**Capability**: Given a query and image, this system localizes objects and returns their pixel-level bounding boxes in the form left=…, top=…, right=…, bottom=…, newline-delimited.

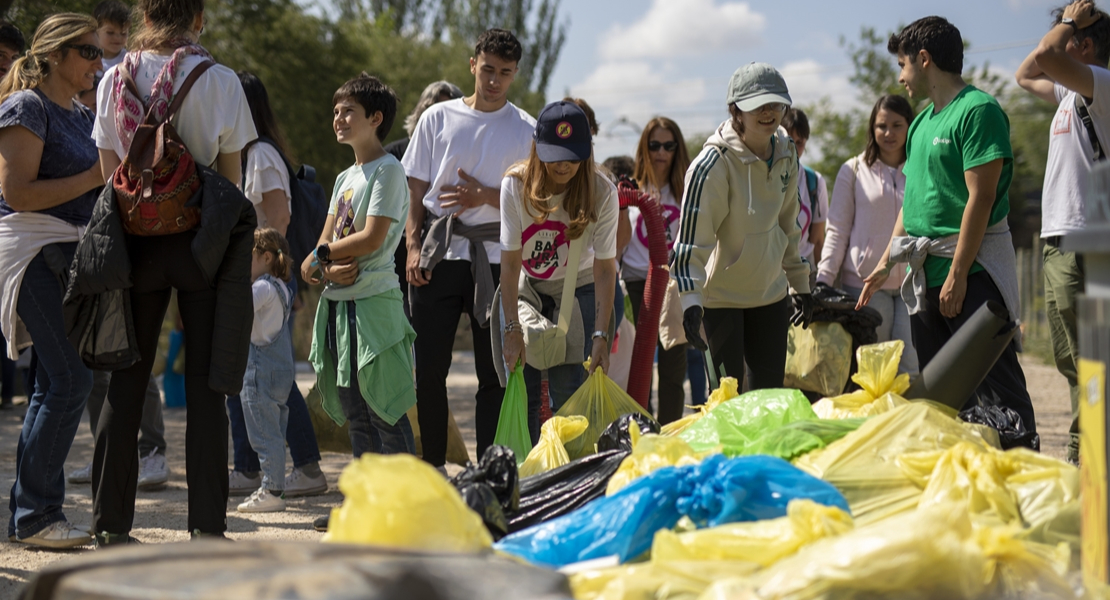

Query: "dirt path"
left=0, top=352, right=1072, bottom=599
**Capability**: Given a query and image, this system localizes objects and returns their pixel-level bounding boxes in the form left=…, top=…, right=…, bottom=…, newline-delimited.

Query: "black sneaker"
left=313, top=514, right=329, bottom=532
left=189, top=529, right=229, bottom=541
left=95, top=531, right=141, bottom=548
left=0, top=396, right=12, bottom=410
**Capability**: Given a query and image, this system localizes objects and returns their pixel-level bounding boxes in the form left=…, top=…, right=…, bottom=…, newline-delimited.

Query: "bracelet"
left=504, top=320, right=522, bottom=334
left=591, top=330, right=609, bottom=342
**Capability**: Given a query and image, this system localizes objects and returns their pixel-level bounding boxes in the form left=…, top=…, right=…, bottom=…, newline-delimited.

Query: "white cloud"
left=600, top=0, right=766, bottom=61
left=571, top=60, right=709, bottom=117
left=779, top=59, right=858, bottom=111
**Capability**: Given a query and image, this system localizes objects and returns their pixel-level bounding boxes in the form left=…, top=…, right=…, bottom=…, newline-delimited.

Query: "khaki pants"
left=1043, top=243, right=1084, bottom=460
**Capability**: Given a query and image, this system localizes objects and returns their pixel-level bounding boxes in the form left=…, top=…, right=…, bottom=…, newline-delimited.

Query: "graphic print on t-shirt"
left=333, top=188, right=356, bottom=240
left=634, top=204, right=680, bottom=250
left=521, top=220, right=569, bottom=279
left=1053, top=108, right=1072, bottom=135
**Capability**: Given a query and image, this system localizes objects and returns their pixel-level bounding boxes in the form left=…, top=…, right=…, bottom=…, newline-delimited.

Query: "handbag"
left=112, top=61, right=214, bottom=236
left=519, top=236, right=585, bottom=371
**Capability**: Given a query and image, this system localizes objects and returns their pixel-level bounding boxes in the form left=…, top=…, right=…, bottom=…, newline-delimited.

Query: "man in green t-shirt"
left=857, top=16, right=1036, bottom=437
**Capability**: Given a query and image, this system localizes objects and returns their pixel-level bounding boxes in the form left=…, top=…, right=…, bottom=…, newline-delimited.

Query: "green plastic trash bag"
left=745, top=418, right=868, bottom=462
left=494, top=364, right=532, bottom=463
left=678, top=388, right=817, bottom=456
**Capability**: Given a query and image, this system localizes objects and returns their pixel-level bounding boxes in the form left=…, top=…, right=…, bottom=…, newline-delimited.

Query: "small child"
left=302, top=73, right=416, bottom=461
left=92, top=1, right=129, bottom=72
left=237, top=228, right=296, bottom=513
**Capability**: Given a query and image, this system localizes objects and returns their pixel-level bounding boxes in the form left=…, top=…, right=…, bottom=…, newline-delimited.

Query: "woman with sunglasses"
left=672, top=62, right=813, bottom=389
left=498, top=101, right=619, bottom=440
left=624, top=117, right=689, bottom=424
left=89, top=0, right=256, bottom=544
left=0, top=13, right=104, bottom=548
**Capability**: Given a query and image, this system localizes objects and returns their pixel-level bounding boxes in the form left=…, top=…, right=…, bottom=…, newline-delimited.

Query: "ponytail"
left=253, top=227, right=293, bottom=282
left=0, top=13, right=97, bottom=104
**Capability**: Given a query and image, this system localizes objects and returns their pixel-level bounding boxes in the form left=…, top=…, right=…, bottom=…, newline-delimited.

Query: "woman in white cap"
left=497, top=100, right=619, bottom=441
left=671, top=62, right=813, bottom=388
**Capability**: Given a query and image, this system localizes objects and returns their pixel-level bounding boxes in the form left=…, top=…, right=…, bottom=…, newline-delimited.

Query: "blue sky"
left=544, top=0, right=1062, bottom=160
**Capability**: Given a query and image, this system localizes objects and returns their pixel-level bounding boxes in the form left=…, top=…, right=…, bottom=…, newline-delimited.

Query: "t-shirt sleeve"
left=216, top=69, right=258, bottom=155
left=960, top=103, right=1012, bottom=171
left=500, top=175, right=524, bottom=252
left=1090, top=66, right=1110, bottom=117
left=327, top=172, right=344, bottom=217
left=0, top=91, right=47, bottom=141
left=814, top=172, right=830, bottom=223
left=592, top=177, right=619, bottom=260
left=366, top=162, right=408, bottom=222
left=243, top=143, right=291, bottom=206
left=401, top=109, right=435, bottom=182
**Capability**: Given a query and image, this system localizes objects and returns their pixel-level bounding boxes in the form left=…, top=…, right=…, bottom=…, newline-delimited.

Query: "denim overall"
left=241, top=275, right=295, bottom=492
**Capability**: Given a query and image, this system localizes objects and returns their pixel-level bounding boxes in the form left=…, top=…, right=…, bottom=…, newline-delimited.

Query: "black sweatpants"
left=410, top=260, right=503, bottom=467
left=626, top=279, right=687, bottom=424
left=93, top=231, right=229, bottom=535
left=703, top=297, right=790, bottom=391
left=911, top=270, right=1036, bottom=432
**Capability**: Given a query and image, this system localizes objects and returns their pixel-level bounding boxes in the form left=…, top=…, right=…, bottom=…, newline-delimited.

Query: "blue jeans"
left=525, top=283, right=596, bottom=444
left=327, top=300, right=414, bottom=456
left=844, top=285, right=919, bottom=376
left=8, top=244, right=93, bottom=538
left=687, top=347, right=707, bottom=405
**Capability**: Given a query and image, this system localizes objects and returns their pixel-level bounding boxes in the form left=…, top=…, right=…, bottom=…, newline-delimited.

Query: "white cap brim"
left=733, top=93, right=792, bottom=113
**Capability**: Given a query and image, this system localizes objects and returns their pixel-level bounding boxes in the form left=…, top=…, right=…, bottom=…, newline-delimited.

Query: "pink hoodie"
left=816, top=154, right=906, bottom=290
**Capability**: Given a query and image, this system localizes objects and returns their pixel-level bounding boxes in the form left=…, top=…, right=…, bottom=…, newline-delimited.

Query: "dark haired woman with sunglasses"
left=624, top=117, right=690, bottom=424
left=0, top=13, right=104, bottom=548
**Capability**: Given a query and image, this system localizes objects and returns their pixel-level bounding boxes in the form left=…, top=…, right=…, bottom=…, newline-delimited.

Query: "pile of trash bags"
left=323, top=341, right=1080, bottom=599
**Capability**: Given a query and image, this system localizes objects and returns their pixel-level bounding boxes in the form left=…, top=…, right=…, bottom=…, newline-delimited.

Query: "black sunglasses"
left=648, top=141, right=678, bottom=152
left=64, top=44, right=104, bottom=61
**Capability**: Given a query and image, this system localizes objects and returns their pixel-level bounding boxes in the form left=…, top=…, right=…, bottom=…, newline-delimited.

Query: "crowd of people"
left=0, top=0, right=1102, bottom=550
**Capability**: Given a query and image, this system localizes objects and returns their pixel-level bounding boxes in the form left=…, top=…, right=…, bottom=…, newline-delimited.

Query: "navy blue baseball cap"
left=534, top=101, right=592, bottom=163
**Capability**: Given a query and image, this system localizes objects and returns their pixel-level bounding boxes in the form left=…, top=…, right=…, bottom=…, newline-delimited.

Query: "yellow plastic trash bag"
left=812, top=340, right=911, bottom=419
left=784, top=322, right=853, bottom=398
left=605, top=434, right=703, bottom=495
left=323, top=453, right=492, bottom=552
left=794, top=402, right=994, bottom=525
left=652, top=499, right=853, bottom=566
left=571, top=559, right=761, bottom=600
left=519, top=416, right=590, bottom=478
left=660, top=377, right=738, bottom=437
left=556, top=367, right=655, bottom=461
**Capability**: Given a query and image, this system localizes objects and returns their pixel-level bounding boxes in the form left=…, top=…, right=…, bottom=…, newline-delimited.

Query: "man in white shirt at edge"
left=402, top=28, right=536, bottom=470
left=1016, top=0, right=1110, bottom=464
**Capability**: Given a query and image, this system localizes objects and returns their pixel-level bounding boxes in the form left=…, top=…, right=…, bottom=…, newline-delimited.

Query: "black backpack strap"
left=1076, top=92, right=1105, bottom=162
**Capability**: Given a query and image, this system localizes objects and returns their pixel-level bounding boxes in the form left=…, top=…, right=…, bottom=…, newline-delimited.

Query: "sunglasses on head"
left=648, top=141, right=678, bottom=152
left=64, top=44, right=104, bottom=61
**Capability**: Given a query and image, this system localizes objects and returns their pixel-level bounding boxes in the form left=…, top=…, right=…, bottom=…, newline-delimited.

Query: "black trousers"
left=703, top=297, right=790, bottom=391
left=626, top=279, right=687, bottom=424
left=93, top=231, right=229, bottom=535
left=410, top=260, right=503, bottom=467
left=911, top=270, right=1037, bottom=432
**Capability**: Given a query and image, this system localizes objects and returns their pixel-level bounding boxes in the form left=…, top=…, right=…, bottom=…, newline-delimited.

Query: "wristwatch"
left=1062, top=17, right=1079, bottom=31
left=315, top=243, right=332, bottom=265
left=591, top=330, right=609, bottom=342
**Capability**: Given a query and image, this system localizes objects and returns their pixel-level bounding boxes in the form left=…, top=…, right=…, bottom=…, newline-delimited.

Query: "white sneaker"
left=137, top=450, right=169, bottom=490
left=237, top=487, right=286, bottom=513
left=284, top=467, right=327, bottom=497
left=228, top=470, right=261, bottom=496
left=16, top=521, right=93, bottom=549
left=67, top=462, right=92, bottom=484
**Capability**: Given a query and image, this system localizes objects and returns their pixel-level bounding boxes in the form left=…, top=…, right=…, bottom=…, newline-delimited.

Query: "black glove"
left=790, top=293, right=814, bottom=329
left=812, top=281, right=833, bottom=297
left=683, top=306, right=708, bottom=351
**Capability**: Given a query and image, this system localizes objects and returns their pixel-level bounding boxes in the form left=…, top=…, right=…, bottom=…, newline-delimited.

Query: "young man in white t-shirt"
left=401, top=29, right=536, bottom=469
left=1016, top=0, right=1110, bottom=464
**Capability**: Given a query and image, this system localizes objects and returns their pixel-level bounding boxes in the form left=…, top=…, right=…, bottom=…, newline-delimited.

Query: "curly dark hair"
left=887, top=16, right=963, bottom=75
left=333, top=72, right=398, bottom=141
left=1053, top=4, right=1110, bottom=64
left=474, top=28, right=522, bottom=64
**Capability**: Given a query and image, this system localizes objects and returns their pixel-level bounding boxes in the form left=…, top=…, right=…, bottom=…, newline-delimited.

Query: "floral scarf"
left=113, top=41, right=214, bottom=152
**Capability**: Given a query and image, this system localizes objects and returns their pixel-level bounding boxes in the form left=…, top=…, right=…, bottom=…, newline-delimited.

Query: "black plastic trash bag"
left=597, top=413, right=660, bottom=453
left=508, top=450, right=628, bottom=533
left=959, top=391, right=1040, bottom=451
left=451, top=446, right=521, bottom=540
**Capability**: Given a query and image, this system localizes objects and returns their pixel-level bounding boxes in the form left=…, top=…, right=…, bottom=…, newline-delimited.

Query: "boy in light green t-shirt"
left=856, top=16, right=1035, bottom=439
left=301, top=73, right=416, bottom=461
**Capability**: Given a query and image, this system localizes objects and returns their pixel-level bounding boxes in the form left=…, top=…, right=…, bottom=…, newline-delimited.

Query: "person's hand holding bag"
left=790, top=293, right=814, bottom=329
left=683, top=306, right=708, bottom=351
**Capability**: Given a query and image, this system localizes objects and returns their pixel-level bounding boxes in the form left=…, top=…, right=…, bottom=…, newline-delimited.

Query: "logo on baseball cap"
left=727, top=62, right=792, bottom=112
left=534, top=101, right=591, bottom=163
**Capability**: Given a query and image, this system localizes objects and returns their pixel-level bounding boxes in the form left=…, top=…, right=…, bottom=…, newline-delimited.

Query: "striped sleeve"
left=671, top=146, right=728, bottom=310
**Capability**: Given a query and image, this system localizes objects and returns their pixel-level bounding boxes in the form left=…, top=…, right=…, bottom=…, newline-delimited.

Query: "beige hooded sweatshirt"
left=671, top=121, right=811, bottom=310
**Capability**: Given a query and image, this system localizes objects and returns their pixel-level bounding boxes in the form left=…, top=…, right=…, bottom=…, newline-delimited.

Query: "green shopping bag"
left=493, top=362, right=532, bottom=464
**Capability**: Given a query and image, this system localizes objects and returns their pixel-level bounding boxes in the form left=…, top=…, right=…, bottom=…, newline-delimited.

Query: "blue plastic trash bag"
left=493, top=454, right=848, bottom=567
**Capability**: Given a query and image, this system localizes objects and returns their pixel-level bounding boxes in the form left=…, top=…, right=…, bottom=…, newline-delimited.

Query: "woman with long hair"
left=498, top=101, right=619, bottom=441
left=89, top=0, right=257, bottom=544
left=0, top=12, right=103, bottom=548
left=625, top=117, right=689, bottom=423
left=815, top=94, right=919, bottom=375
left=671, top=63, right=813, bottom=388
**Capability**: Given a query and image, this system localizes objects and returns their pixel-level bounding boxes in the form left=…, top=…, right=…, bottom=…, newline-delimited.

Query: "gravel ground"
left=0, top=352, right=1073, bottom=599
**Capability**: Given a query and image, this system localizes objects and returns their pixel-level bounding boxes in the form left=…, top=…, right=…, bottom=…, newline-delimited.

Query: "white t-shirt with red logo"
left=500, top=172, right=620, bottom=281
left=621, top=184, right=681, bottom=281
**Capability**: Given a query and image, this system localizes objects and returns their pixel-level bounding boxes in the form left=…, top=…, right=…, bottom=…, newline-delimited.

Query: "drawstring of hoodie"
left=746, top=163, right=755, bottom=215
